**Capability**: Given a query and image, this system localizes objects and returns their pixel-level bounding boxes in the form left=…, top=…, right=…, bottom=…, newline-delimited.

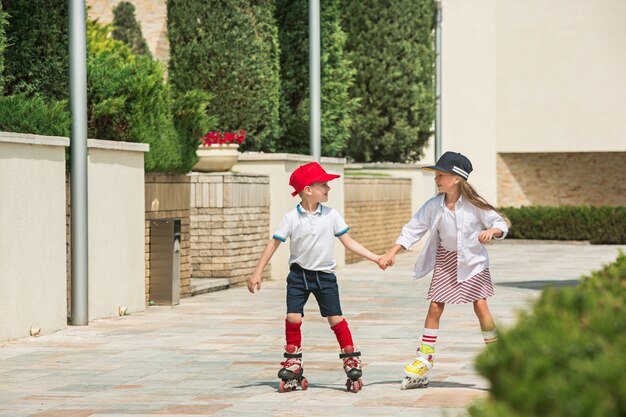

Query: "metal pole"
left=309, top=0, right=321, bottom=162
left=69, top=0, right=89, bottom=325
left=434, top=0, right=442, bottom=161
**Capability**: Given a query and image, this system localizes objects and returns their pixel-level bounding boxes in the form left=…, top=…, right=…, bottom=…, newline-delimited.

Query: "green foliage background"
left=167, top=0, right=281, bottom=152
left=470, top=252, right=626, bottom=417
left=111, top=1, right=152, bottom=57
left=341, top=0, right=435, bottom=162
left=1, top=0, right=69, bottom=100
left=275, top=0, right=357, bottom=157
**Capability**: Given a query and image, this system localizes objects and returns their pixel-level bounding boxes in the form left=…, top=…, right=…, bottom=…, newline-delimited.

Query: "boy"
left=247, top=162, right=382, bottom=393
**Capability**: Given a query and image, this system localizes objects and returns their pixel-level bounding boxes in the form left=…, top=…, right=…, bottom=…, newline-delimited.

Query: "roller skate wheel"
left=279, top=380, right=287, bottom=392
left=300, top=377, right=308, bottom=390
left=401, top=376, right=428, bottom=390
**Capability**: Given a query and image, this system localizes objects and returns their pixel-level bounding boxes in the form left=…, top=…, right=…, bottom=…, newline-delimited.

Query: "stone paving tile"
left=0, top=241, right=623, bottom=417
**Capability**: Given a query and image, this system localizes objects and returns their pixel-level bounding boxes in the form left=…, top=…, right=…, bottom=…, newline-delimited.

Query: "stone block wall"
left=145, top=173, right=191, bottom=302
left=497, top=152, right=626, bottom=207
left=189, top=173, right=271, bottom=285
left=344, top=177, right=412, bottom=264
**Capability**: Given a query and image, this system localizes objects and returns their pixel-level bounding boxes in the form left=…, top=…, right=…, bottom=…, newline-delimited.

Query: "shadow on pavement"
left=496, top=279, right=579, bottom=290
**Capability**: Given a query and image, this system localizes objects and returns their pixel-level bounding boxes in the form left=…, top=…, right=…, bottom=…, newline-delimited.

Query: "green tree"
left=276, top=0, right=357, bottom=157
left=342, top=0, right=435, bottom=162
left=111, top=1, right=152, bottom=57
left=0, top=3, right=6, bottom=90
left=1, top=0, right=69, bottom=100
left=167, top=0, right=281, bottom=152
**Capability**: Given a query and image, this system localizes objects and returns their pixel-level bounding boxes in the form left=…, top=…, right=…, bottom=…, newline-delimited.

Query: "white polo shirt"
left=273, top=204, right=350, bottom=273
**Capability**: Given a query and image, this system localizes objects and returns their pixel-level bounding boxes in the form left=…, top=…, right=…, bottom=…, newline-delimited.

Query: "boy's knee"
left=327, top=315, right=343, bottom=327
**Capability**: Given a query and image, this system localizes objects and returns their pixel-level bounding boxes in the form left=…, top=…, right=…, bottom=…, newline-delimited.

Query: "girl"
left=379, top=151, right=510, bottom=390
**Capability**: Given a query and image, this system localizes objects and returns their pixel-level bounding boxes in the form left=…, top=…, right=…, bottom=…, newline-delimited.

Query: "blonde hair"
left=459, top=180, right=511, bottom=228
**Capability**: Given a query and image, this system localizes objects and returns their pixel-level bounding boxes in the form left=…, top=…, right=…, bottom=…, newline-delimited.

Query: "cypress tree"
left=2, top=0, right=69, bottom=100
left=167, top=0, right=281, bottom=152
left=0, top=3, right=6, bottom=90
left=342, top=0, right=435, bottom=162
left=111, top=2, right=152, bottom=58
left=276, top=0, right=357, bottom=157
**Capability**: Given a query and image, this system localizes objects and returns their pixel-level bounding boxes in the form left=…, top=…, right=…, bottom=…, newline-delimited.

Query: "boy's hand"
left=379, top=253, right=395, bottom=269
left=247, top=274, right=262, bottom=293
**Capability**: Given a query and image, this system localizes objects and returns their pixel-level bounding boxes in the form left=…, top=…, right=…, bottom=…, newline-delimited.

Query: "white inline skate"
left=277, top=345, right=308, bottom=392
left=340, top=345, right=363, bottom=393
left=401, top=345, right=434, bottom=390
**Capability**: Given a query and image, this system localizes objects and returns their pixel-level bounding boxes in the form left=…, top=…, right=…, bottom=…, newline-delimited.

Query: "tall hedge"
left=275, top=0, right=357, bottom=157
left=341, top=0, right=435, bottom=162
left=112, top=2, right=152, bottom=57
left=0, top=3, right=6, bottom=90
left=470, top=252, right=626, bottom=417
left=167, top=0, right=281, bottom=152
left=2, top=0, right=69, bottom=100
left=500, top=206, right=626, bottom=244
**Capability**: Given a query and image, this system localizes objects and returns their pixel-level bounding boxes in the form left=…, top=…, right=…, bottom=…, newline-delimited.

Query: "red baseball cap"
left=289, top=162, right=341, bottom=197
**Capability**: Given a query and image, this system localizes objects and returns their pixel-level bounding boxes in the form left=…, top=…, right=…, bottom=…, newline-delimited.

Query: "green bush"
left=0, top=94, right=70, bottom=137
left=112, top=2, right=152, bottom=57
left=276, top=0, right=357, bottom=157
left=341, top=0, right=435, bottom=162
left=2, top=0, right=69, bottom=100
left=500, top=206, right=626, bottom=244
left=470, top=252, right=626, bottom=417
left=0, top=3, right=6, bottom=90
left=167, top=0, right=281, bottom=152
left=87, top=19, right=182, bottom=172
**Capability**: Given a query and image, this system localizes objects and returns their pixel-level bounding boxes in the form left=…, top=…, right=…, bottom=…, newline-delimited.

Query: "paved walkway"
left=1, top=241, right=624, bottom=417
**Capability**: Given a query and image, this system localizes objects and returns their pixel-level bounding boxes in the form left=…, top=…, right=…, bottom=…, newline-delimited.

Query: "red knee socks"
left=331, top=319, right=354, bottom=349
left=285, top=319, right=302, bottom=347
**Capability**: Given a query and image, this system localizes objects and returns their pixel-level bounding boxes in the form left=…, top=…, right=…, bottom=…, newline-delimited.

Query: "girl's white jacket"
left=395, top=194, right=508, bottom=282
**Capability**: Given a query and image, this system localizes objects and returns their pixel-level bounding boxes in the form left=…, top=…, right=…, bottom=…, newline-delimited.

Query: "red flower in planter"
left=200, top=130, right=246, bottom=147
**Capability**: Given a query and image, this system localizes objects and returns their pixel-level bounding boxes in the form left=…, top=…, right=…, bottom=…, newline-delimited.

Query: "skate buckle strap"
left=414, top=356, right=433, bottom=370
left=339, top=351, right=361, bottom=359
left=284, top=351, right=303, bottom=359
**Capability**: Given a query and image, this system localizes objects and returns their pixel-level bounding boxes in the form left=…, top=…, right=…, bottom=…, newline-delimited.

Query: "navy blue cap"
left=423, top=151, right=473, bottom=180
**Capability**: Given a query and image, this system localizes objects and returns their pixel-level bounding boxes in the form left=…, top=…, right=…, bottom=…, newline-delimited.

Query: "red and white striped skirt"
left=427, top=245, right=494, bottom=304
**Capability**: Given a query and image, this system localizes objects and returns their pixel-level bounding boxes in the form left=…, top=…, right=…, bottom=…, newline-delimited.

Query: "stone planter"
left=193, top=144, right=241, bottom=172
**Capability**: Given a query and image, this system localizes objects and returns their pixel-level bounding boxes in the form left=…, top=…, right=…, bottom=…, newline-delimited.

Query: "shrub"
left=0, top=94, right=70, bottom=137
left=275, top=0, right=357, bottom=157
left=172, top=89, right=216, bottom=171
left=0, top=3, right=6, bottom=90
left=500, top=206, right=626, bottom=244
left=2, top=0, right=69, bottom=100
left=87, top=19, right=182, bottom=172
left=167, top=0, right=281, bottom=152
left=470, top=252, right=626, bottom=417
left=112, top=2, right=152, bottom=57
left=341, top=0, right=435, bottom=162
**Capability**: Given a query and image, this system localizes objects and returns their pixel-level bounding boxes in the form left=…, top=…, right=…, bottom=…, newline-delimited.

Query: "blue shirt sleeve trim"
left=334, top=227, right=350, bottom=237
left=273, top=234, right=286, bottom=242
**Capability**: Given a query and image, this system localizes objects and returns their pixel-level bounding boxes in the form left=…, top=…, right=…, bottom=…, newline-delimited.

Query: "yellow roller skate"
left=401, top=345, right=434, bottom=390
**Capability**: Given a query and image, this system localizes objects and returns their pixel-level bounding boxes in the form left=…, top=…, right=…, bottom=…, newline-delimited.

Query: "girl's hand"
left=379, top=253, right=395, bottom=269
left=478, top=229, right=495, bottom=244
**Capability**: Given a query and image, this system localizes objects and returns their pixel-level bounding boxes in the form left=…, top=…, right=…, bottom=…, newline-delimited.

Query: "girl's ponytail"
left=459, top=181, right=511, bottom=228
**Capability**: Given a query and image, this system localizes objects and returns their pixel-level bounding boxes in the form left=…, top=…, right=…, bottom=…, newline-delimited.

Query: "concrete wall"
left=189, top=173, right=270, bottom=286
left=234, top=153, right=346, bottom=281
left=441, top=0, right=626, bottom=204
left=344, top=177, right=412, bottom=264
left=0, top=132, right=69, bottom=341
left=83, top=140, right=148, bottom=320
left=145, top=174, right=191, bottom=302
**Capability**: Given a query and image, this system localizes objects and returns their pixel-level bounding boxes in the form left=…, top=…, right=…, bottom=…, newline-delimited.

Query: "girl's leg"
left=473, top=299, right=498, bottom=344
left=424, top=302, right=445, bottom=329
left=404, top=302, right=446, bottom=384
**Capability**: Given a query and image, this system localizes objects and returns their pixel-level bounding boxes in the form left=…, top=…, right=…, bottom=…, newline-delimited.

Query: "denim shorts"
left=286, top=264, right=342, bottom=317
